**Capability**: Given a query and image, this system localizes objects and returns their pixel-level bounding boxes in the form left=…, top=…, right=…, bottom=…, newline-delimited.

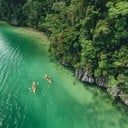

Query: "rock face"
left=81, top=71, right=94, bottom=83
left=10, top=18, right=18, bottom=26
left=95, top=77, right=107, bottom=87
left=75, top=69, right=94, bottom=84
left=75, top=69, right=84, bottom=80
left=107, top=86, right=120, bottom=97
left=75, top=68, right=128, bottom=106
left=61, top=60, right=68, bottom=67
left=118, top=92, right=128, bottom=106
left=107, top=86, right=128, bottom=106
left=75, top=69, right=107, bottom=85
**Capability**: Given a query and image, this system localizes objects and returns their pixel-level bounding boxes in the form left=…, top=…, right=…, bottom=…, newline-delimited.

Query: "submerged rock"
left=60, top=60, right=69, bottom=67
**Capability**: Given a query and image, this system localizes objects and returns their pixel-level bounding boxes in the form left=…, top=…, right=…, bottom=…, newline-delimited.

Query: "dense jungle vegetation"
left=0, top=0, right=128, bottom=93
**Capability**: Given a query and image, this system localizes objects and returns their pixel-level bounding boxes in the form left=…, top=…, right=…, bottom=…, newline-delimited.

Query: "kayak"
left=32, top=82, right=37, bottom=93
left=44, top=74, right=52, bottom=83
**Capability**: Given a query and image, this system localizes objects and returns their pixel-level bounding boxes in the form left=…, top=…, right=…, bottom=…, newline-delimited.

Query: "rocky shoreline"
left=75, top=68, right=128, bottom=106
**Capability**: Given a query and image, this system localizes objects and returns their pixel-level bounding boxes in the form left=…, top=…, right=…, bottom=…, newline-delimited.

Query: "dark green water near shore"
left=0, top=24, right=128, bottom=128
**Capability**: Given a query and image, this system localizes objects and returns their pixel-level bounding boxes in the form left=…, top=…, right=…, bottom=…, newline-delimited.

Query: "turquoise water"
left=0, top=24, right=128, bottom=128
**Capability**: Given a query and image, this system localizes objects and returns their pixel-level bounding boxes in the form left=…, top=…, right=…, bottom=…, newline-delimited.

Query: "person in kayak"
left=43, top=74, right=52, bottom=83
left=31, top=81, right=37, bottom=93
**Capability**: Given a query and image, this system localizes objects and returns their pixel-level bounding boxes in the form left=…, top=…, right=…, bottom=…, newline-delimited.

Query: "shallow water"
left=0, top=25, right=128, bottom=128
